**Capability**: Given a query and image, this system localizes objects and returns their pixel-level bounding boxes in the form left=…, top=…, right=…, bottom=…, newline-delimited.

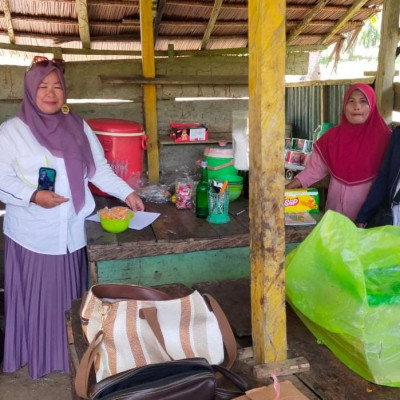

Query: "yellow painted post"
left=248, top=0, right=287, bottom=363
left=140, top=0, right=159, bottom=182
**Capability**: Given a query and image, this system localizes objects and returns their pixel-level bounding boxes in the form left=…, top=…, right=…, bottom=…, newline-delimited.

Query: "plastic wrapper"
left=286, top=210, right=400, bottom=386
left=135, top=179, right=171, bottom=204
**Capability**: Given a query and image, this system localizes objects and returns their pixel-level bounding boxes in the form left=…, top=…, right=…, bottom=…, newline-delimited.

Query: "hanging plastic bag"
left=286, top=210, right=400, bottom=387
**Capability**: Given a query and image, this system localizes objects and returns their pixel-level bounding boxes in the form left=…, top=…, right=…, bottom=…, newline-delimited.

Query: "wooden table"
left=86, top=195, right=319, bottom=287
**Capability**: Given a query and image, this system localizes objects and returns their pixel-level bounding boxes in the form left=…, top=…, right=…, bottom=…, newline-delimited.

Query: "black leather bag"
left=366, top=189, right=400, bottom=228
left=88, top=358, right=248, bottom=400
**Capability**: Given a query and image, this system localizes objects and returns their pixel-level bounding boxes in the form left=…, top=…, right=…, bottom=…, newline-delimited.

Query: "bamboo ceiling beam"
left=167, top=0, right=246, bottom=10
left=201, top=0, right=224, bottom=50
left=287, top=20, right=363, bottom=30
left=29, top=0, right=139, bottom=5
left=0, top=15, right=139, bottom=28
left=76, top=0, right=91, bottom=48
left=153, top=0, right=166, bottom=42
left=1, top=0, right=15, bottom=44
left=321, top=0, right=369, bottom=45
left=124, top=19, right=248, bottom=28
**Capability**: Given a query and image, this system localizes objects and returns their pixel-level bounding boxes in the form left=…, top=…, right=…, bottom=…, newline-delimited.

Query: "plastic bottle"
left=196, top=161, right=209, bottom=218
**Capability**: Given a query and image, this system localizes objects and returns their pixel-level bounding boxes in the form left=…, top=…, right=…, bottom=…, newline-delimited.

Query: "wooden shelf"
left=159, top=132, right=232, bottom=146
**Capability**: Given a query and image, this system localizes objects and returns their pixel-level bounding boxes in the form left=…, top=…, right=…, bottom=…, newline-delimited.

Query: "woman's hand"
left=356, top=222, right=366, bottom=228
left=33, top=190, right=69, bottom=208
left=285, top=177, right=302, bottom=189
left=125, top=192, right=145, bottom=211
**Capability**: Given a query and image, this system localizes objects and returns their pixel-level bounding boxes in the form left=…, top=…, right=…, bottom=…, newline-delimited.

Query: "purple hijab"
left=18, top=63, right=96, bottom=213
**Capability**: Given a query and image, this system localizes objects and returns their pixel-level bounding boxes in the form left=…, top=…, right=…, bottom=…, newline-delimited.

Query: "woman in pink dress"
left=286, top=83, right=391, bottom=222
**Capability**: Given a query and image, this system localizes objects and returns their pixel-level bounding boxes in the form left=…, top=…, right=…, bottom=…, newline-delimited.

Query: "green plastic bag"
left=286, top=210, right=400, bottom=386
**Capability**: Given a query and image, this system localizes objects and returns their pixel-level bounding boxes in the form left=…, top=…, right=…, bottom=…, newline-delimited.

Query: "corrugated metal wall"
left=285, top=84, right=350, bottom=140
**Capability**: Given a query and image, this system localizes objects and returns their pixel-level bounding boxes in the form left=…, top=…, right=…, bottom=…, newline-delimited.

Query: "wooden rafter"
left=153, top=0, right=166, bottom=42
left=0, top=40, right=323, bottom=57
left=76, top=0, right=91, bottom=48
left=1, top=0, right=15, bottom=44
left=287, top=0, right=330, bottom=45
left=29, top=0, right=139, bottom=5
left=201, top=0, right=224, bottom=50
left=321, top=0, right=369, bottom=45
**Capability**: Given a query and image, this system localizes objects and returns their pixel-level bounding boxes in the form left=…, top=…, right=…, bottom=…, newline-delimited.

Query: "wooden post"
left=248, top=0, right=287, bottom=363
left=375, top=0, right=399, bottom=123
left=320, top=85, right=328, bottom=124
left=140, top=0, right=160, bottom=182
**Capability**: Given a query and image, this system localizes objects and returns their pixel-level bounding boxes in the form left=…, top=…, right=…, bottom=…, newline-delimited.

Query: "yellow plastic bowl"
left=98, top=208, right=134, bottom=233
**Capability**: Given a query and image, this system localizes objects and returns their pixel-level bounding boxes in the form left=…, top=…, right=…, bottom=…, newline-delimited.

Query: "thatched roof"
left=0, top=0, right=384, bottom=61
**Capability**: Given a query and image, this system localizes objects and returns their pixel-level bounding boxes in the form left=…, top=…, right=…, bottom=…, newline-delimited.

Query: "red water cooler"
left=87, top=118, right=147, bottom=196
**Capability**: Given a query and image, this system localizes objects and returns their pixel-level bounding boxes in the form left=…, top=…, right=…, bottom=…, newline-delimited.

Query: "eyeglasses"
left=27, top=56, right=66, bottom=73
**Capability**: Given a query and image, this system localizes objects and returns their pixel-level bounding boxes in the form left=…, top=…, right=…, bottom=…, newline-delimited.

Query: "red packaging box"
left=170, top=123, right=208, bottom=142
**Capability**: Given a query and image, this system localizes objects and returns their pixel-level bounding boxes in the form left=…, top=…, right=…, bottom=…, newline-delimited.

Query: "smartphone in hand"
left=38, top=167, right=56, bottom=191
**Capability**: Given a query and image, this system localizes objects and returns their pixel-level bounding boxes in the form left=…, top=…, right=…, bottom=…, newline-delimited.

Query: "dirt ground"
left=0, top=366, right=72, bottom=400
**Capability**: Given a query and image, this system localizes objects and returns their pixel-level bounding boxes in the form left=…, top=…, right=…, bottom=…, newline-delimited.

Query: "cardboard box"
left=170, top=122, right=208, bottom=142
left=234, top=380, right=310, bottom=399
left=284, top=188, right=319, bottom=214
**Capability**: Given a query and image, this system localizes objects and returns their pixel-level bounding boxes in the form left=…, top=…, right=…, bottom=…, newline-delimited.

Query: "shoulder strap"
left=213, top=364, right=249, bottom=400
left=74, top=330, right=104, bottom=399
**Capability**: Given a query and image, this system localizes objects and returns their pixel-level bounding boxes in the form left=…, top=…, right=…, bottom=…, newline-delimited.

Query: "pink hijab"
left=313, top=83, right=391, bottom=185
left=18, top=62, right=96, bottom=213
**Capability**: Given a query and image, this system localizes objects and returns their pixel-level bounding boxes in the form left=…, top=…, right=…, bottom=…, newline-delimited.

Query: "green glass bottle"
left=196, top=160, right=209, bottom=218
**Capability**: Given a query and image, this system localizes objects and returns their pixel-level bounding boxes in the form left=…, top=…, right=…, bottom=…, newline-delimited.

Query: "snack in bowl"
left=97, top=206, right=134, bottom=233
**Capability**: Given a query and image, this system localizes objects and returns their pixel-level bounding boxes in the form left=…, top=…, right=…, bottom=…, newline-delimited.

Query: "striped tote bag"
left=77, top=284, right=237, bottom=384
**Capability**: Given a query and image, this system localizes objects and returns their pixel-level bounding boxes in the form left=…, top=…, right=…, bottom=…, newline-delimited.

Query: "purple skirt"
left=3, top=237, right=88, bottom=379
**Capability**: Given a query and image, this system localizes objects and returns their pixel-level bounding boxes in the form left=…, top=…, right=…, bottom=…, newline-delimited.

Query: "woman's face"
left=35, top=70, right=64, bottom=114
left=344, top=89, right=370, bottom=125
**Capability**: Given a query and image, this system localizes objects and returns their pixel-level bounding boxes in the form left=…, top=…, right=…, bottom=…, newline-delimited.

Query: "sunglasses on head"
left=27, top=56, right=66, bottom=73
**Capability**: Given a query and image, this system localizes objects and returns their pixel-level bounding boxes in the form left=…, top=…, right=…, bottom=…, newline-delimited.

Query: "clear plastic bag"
left=135, top=178, right=171, bottom=204
left=286, top=210, right=400, bottom=386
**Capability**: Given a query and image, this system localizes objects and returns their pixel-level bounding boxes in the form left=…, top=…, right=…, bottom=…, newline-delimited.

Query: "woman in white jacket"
left=0, top=56, right=144, bottom=379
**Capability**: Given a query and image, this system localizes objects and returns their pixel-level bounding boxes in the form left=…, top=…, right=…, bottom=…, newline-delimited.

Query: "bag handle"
left=213, top=364, right=249, bottom=400
left=139, top=307, right=173, bottom=360
left=140, top=293, right=237, bottom=369
left=75, top=330, right=104, bottom=399
left=91, top=284, right=171, bottom=301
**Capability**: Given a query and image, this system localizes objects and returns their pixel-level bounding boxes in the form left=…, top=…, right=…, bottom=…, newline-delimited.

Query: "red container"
left=87, top=118, right=147, bottom=196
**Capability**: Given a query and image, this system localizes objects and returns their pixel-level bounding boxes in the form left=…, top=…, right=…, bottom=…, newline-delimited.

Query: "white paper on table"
left=86, top=211, right=160, bottom=230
